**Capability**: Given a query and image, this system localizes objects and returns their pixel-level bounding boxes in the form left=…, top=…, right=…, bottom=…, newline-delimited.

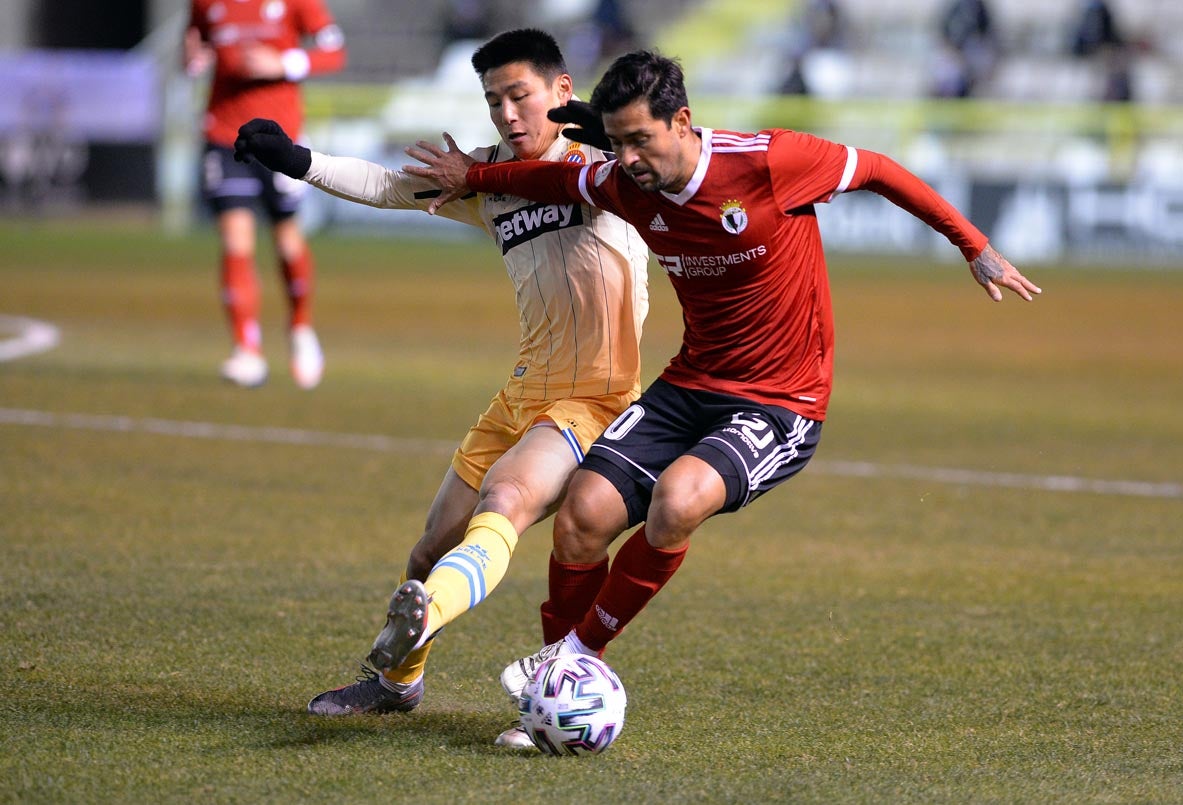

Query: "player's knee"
left=552, top=499, right=612, bottom=564
left=648, top=474, right=720, bottom=539
left=479, top=476, right=533, bottom=521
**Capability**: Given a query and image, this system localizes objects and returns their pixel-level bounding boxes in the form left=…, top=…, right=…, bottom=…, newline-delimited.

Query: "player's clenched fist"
left=233, top=118, right=312, bottom=179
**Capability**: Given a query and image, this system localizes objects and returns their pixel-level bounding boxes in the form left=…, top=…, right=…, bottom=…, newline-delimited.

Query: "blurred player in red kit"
left=185, top=0, right=346, bottom=388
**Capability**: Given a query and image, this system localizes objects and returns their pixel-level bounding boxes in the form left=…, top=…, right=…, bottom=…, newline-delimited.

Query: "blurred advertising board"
left=0, top=49, right=159, bottom=204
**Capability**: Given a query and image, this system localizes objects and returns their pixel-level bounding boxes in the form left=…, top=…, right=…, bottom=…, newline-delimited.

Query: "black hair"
left=470, top=28, right=568, bottom=81
left=590, top=50, right=688, bottom=123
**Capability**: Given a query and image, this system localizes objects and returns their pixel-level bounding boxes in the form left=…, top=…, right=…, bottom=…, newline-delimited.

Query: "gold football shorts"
left=451, top=387, right=640, bottom=490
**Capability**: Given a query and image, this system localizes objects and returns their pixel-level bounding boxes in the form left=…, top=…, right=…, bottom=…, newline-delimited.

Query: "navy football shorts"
left=581, top=378, right=823, bottom=527
left=201, top=143, right=306, bottom=220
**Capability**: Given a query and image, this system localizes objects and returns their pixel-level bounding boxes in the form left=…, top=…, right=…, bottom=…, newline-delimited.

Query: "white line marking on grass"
left=0, top=407, right=455, bottom=455
left=813, top=459, right=1182, bottom=500
left=0, top=316, right=61, bottom=361
left=2, top=407, right=1179, bottom=500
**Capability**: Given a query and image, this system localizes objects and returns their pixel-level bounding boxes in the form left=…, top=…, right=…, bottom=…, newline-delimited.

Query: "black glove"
left=547, top=100, right=611, bottom=153
left=233, top=118, right=312, bottom=179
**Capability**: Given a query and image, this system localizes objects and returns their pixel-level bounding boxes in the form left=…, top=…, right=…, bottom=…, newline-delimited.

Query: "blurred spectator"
left=779, top=0, right=849, bottom=95
left=441, top=0, right=494, bottom=45
left=558, top=0, right=637, bottom=79
left=590, top=0, right=637, bottom=58
left=1070, top=0, right=1122, bottom=57
left=1068, top=0, right=1133, bottom=102
left=932, top=0, right=997, bottom=97
left=799, top=0, right=848, bottom=51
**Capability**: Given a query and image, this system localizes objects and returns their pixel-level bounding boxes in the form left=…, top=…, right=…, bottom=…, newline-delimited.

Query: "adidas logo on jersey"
left=649, top=213, right=669, bottom=232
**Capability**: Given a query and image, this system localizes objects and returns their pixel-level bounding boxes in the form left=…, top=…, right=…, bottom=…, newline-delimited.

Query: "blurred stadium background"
left=1, top=0, right=1181, bottom=267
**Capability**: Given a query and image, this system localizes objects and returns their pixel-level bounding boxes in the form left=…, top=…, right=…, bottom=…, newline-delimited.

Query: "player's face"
left=481, top=62, right=573, bottom=161
left=604, top=101, right=697, bottom=193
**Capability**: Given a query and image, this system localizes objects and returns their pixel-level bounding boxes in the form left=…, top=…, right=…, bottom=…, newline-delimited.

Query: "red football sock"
left=220, top=254, right=261, bottom=350
left=574, top=526, right=687, bottom=653
left=280, top=248, right=314, bottom=328
left=540, top=553, right=609, bottom=644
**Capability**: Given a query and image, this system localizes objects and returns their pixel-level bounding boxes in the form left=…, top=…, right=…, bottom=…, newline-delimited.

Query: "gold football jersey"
left=305, top=135, right=649, bottom=400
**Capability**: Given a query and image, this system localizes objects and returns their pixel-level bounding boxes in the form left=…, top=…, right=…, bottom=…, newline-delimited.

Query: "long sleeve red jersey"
left=464, top=127, right=988, bottom=421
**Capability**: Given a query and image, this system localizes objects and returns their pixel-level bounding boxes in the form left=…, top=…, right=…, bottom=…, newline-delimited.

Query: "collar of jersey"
left=660, top=127, right=712, bottom=206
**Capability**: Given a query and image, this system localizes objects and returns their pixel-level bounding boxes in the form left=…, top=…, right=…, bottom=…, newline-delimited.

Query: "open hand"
left=970, top=245, right=1042, bottom=302
left=403, top=133, right=475, bottom=214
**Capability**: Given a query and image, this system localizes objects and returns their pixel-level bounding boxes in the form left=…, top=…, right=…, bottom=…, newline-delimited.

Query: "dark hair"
left=590, top=50, right=688, bottom=123
left=471, top=28, right=567, bottom=82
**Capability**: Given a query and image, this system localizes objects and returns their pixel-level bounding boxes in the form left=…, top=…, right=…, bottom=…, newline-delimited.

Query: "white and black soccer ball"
left=518, top=654, right=627, bottom=756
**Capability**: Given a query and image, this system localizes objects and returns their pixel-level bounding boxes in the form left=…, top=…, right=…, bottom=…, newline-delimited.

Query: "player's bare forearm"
left=241, top=44, right=285, bottom=80
left=969, top=244, right=1042, bottom=302
left=404, top=133, right=473, bottom=214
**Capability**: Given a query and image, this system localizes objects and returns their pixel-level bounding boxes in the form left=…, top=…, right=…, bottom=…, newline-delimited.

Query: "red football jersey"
left=465, top=128, right=988, bottom=420
left=188, top=0, right=346, bottom=146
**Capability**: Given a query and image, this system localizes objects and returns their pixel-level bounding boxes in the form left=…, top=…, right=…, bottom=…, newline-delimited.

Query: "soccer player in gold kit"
left=234, top=29, right=649, bottom=747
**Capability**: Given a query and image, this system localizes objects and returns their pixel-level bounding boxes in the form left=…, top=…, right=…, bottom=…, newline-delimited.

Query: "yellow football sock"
left=423, top=511, right=519, bottom=632
left=382, top=642, right=432, bottom=685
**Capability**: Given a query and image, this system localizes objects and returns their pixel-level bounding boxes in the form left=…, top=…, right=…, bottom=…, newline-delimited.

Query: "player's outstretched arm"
left=404, top=133, right=475, bottom=214
left=970, top=244, right=1042, bottom=302
left=233, top=119, right=312, bottom=179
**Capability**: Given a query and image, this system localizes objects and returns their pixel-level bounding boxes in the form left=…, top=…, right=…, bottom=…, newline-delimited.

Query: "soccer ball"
left=518, top=654, right=627, bottom=756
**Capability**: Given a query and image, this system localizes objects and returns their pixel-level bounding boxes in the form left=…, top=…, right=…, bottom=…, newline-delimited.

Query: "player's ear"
left=555, top=73, right=574, bottom=102
left=672, top=106, right=692, bottom=136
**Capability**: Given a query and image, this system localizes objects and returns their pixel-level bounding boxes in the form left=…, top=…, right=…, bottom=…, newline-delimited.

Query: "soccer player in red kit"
left=185, top=0, right=345, bottom=388
left=406, top=50, right=1042, bottom=721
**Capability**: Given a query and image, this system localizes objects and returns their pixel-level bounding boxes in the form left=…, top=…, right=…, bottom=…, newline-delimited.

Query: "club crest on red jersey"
left=720, top=199, right=748, bottom=235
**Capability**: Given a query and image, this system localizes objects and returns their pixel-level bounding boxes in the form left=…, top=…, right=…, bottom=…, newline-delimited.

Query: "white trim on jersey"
left=711, top=132, right=771, bottom=153
left=829, top=145, right=859, bottom=201
left=577, top=164, right=596, bottom=207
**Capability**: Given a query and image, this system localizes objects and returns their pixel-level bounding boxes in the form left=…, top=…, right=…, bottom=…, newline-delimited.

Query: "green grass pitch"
left=1, top=218, right=1181, bottom=803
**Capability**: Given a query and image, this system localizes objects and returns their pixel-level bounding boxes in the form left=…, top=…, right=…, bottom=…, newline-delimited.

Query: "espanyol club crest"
left=564, top=142, right=586, bottom=165
left=720, top=199, right=748, bottom=235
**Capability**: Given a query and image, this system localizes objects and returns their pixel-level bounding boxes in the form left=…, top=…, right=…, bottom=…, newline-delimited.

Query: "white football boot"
left=494, top=724, right=537, bottom=750
left=499, top=634, right=584, bottom=702
left=220, top=347, right=268, bottom=388
left=289, top=324, right=324, bottom=389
